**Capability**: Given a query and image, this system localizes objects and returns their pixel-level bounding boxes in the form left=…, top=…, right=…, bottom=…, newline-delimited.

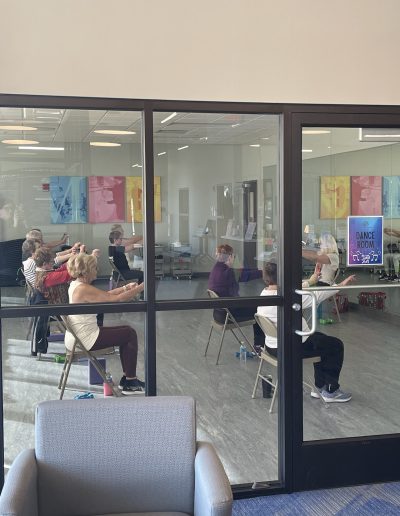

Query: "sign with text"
left=347, top=216, right=383, bottom=266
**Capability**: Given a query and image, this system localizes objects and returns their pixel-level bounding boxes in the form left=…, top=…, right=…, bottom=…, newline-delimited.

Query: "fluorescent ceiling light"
left=302, top=130, right=331, bottom=135
left=2, top=139, right=39, bottom=145
left=261, top=137, right=270, bottom=140
left=177, top=145, right=189, bottom=151
left=94, top=129, right=136, bottom=135
left=36, top=116, right=60, bottom=120
left=302, top=149, right=313, bottom=153
left=157, top=152, right=166, bottom=156
left=249, top=144, right=260, bottom=148
left=364, top=134, right=400, bottom=138
left=131, top=163, right=142, bottom=168
left=161, top=112, right=177, bottom=124
left=90, top=142, right=121, bottom=147
left=0, top=125, right=37, bottom=131
left=18, top=146, right=64, bottom=151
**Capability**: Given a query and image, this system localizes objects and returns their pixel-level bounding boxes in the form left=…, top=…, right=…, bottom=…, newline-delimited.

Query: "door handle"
left=294, top=289, right=317, bottom=336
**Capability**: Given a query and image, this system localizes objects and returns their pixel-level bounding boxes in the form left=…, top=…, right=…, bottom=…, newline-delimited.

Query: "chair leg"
left=59, top=352, right=75, bottom=400
left=333, top=296, right=342, bottom=323
left=269, top=378, right=278, bottom=413
left=252, top=357, right=264, bottom=398
left=204, top=325, right=214, bottom=357
left=216, top=318, right=229, bottom=365
left=26, top=317, right=34, bottom=340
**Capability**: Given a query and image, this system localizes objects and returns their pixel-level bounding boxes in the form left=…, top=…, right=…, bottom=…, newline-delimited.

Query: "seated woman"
left=26, top=228, right=69, bottom=250
left=208, top=244, right=263, bottom=352
left=257, top=261, right=355, bottom=403
left=65, top=253, right=145, bottom=395
left=108, top=230, right=144, bottom=284
left=302, top=233, right=339, bottom=286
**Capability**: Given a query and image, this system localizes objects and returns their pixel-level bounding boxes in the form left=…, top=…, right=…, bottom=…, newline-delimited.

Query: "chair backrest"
left=108, top=256, right=126, bottom=283
left=35, top=396, right=196, bottom=516
left=207, top=289, right=219, bottom=299
left=254, top=313, right=277, bottom=338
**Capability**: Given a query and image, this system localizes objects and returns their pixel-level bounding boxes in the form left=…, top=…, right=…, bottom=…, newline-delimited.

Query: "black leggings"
left=91, top=325, right=138, bottom=378
left=266, top=331, right=344, bottom=391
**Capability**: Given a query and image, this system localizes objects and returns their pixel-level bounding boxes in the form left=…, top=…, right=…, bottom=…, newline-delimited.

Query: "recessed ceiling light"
left=94, top=129, right=136, bottom=135
left=131, top=164, right=142, bottom=168
left=0, top=125, right=37, bottom=131
left=90, top=142, right=121, bottom=147
left=302, top=130, right=331, bottom=135
left=178, top=145, right=189, bottom=151
left=302, top=149, right=313, bottom=153
left=18, top=146, right=64, bottom=151
left=2, top=139, right=39, bottom=145
left=249, top=144, right=260, bottom=148
left=161, top=112, right=177, bottom=124
left=158, top=152, right=166, bottom=156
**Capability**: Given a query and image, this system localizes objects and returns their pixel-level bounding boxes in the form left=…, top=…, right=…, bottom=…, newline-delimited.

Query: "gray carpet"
left=233, top=482, right=400, bottom=515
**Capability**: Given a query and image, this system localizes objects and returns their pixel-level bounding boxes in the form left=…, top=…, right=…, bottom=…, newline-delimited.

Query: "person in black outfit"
left=108, top=230, right=143, bottom=284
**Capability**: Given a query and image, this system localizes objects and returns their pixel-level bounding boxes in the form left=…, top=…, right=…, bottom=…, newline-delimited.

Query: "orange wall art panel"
left=320, top=176, right=350, bottom=219
left=126, top=176, right=161, bottom=223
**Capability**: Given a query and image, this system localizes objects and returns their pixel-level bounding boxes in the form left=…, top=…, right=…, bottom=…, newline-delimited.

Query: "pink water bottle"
left=103, top=373, right=113, bottom=397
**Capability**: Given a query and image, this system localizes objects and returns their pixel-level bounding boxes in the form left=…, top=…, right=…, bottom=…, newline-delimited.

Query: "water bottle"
left=108, top=275, right=113, bottom=291
left=103, top=373, right=113, bottom=397
left=239, top=344, right=247, bottom=363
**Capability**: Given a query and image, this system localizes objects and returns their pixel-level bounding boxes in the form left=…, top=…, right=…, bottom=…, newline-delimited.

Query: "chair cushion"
left=35, top=397, right=196, bottom=516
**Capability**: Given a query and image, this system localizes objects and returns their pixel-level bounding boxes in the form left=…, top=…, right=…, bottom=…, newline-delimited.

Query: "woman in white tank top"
left=66, top=253, right=145, bottom=395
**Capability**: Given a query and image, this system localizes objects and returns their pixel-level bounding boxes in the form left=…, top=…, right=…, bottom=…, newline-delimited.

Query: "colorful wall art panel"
left=88, top=176, right=125, bottom=223
left=383, top=176, right=400, bottom=218
left=50, top=176, right=87, bottom=223
left=351, top=176, right=382, bottom=216
left=320, top=176, right=350, bottom=219
left=126, top=176, right=161, bottom=224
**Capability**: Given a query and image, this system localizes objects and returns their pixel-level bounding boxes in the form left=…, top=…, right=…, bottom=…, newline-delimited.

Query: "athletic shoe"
left=388, top=274, right=398, bottom=282
left=320, top=388, right=352, bottom=403
left=119, top=376, right=145, bottom=390
left=310, top=386, right=325, bottom=399
left=379, top=273, right=388, bottom=280
left=122, top=378, right=145, bottom=395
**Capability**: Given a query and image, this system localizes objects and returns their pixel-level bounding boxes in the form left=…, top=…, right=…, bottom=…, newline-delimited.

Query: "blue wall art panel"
left=50, top=176, right=87, bottom=223
left=383, top=176, right=400, bottom=218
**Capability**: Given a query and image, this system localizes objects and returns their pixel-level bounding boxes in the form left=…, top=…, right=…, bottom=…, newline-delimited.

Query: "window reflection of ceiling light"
left=2, top=139, right=39, bottom=145
left=158, top=152, right=166, bottom=156
left=302, top=130, right=331, bottom=135
left=94, top=129, right=136, bottom=135
left=249, top=144, right=260, bottom=148
left=364, top=134, right=400, bottom=138
left=177, top=145, right=189, bottom=151
left=231, top=124, right=240, bottom=128
left=302, top=149, right=313, bottom=153
left=18, top=146, right=64, bottom=151
left=161, top=112, right=177, bottom=124
left=90, top=142, right=121, bottom=147
left=0, top=125, right=37, bottom=131
left=261, top=137, right=270, bottom=140
left=131, top=164, right=142, bottom=168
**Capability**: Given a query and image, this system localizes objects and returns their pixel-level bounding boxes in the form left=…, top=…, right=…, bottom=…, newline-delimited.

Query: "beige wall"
left=1, top=0, right=400, bottom=105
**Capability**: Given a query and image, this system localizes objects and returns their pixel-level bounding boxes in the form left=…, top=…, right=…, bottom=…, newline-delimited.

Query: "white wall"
left=1, top=1, right=400, bottom=105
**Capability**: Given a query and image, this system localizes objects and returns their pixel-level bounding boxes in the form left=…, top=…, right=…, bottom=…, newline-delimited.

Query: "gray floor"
left=2, top=271, right=400, bottom=486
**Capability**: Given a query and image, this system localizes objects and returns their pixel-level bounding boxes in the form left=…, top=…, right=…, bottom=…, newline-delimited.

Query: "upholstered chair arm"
left=0, top=449, right=38, bottom=516
left=194, top=441, right=233, bottom=516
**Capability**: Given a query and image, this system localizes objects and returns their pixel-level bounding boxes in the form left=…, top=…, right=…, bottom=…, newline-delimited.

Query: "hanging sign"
left=347, top=216, right=383, bottom=266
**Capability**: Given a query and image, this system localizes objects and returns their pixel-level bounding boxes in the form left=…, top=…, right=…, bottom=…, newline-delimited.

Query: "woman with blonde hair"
left=66, top=253, right=145, bottom=395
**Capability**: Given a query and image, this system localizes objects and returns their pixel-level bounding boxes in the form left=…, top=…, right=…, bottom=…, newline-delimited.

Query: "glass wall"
left=302, top=127, right=400, bottom=440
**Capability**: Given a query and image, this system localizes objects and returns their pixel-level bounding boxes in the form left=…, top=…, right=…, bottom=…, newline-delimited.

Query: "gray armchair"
left=0, top=396, right=232, bottom=516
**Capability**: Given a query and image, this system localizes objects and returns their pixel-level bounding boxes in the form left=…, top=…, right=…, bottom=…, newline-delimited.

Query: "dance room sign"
left=347, top=216, right=383, bottom=266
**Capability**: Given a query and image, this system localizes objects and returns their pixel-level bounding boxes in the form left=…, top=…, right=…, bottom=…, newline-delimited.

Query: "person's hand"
left=61, top=233, right=69, bottom=244
left=79, top=244, right=87, bottom=254
left=339, top=274, right=356, bottom=287
left=71, top=242, right=81, bottom=254
left=91, top=249, right=100, bottom=258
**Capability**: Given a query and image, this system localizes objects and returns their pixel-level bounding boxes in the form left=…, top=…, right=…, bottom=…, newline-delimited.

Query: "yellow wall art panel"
left=126, top=176, right=161, bottom=223
left=320, top=176, right=350, bottom=219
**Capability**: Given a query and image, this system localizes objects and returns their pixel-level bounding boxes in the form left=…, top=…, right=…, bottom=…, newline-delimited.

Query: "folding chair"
left=19, top=268, right=35, bottom=339
left=57, top=315, right=121, bottom=399
left=252, top=313, right=324, bottom=412
left=204, top=289, right=255, bottom=365
left=108, top=256, right=127, bottom=288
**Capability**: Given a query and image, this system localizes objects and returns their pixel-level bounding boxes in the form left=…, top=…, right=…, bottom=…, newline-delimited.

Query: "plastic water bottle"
left=108, top=275, right=113, bottom=291
left=239, top=344, right=247, bottom=363
left=103, top=373, right=113, bottom=397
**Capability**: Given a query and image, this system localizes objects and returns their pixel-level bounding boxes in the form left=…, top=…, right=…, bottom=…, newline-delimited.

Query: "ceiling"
left=0, top=108, right=396, bottom=160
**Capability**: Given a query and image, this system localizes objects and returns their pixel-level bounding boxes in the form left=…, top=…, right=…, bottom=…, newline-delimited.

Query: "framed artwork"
left=383, top=176, right=400, bottom=218
left=351, top=176, right=382, bottom=216
left=320, top=176, right=350, bottom=219
left=88, top=176, right=125, bottom=223
left=50, top=176, right=87, bottom=223
left=126, top=176, right=161, bottom=223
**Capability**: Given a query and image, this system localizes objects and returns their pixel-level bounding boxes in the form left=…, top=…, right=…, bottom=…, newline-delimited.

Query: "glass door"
left=292, top=113, right=400, bottom=490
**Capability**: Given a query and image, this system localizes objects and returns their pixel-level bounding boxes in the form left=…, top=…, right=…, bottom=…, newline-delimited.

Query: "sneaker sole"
left=322, top=396, right=352, bottom=403
left=121, top=390, right=145, bottom=395
left=310, top=391, right=321, bottom=399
